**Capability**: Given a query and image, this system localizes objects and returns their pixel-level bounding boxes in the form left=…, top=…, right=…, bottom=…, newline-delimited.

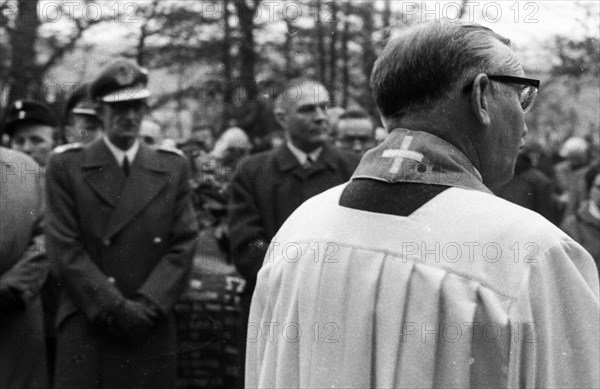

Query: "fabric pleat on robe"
left=246, top=185, right=600, bottom=389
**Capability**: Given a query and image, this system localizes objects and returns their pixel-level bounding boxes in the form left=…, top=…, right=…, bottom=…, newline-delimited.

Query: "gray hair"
left=370, top=21, right=521, bottom=119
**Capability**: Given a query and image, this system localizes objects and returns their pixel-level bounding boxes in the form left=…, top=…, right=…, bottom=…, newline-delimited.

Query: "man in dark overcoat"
left=45, top=59, right=198, bottom=388
left=228, top=78, right=360, bottom=385
left=1, top=147, right=49, bottom=388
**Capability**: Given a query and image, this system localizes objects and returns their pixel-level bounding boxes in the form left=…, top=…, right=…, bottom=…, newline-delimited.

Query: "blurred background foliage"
left=1, top=0, right=598, bottom=151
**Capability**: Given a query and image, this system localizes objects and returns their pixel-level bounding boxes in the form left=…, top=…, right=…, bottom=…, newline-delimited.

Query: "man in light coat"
left=246, top=22, right=599, bottom=388
left=0, top=147, right=48, bottom=388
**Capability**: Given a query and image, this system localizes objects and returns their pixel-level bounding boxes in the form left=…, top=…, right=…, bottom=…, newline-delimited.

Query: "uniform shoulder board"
left=157, top=145, right=185, bottom=157
left=53, top=143, right=83, bottom=153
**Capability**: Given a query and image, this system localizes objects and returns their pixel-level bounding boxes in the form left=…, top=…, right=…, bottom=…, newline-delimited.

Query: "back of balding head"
left=371, top=21, right=518, bottom=120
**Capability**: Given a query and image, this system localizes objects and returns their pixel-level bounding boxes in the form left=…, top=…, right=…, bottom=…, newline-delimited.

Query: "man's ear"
left=380, top=115, right=390, bottom=130
left=470, top=73, right=491, bottom=127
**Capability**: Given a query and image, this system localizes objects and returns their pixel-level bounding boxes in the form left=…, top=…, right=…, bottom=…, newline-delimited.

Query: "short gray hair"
left=370, top=21, right=521, bottom=119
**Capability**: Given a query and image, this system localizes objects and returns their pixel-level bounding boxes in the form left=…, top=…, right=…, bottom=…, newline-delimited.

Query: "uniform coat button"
left=103, top=239, right=110, bottom=247
left=107, top=277, right=116, bottom=284
left=153, top=237, right=162, bottom=244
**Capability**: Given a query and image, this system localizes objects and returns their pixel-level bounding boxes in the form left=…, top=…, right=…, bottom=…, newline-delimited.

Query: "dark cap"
left=90, top=58, right=151, bottom=103
left=65, top=83, right=99, bottom=118
left=3, top=100, right=58, bottom=136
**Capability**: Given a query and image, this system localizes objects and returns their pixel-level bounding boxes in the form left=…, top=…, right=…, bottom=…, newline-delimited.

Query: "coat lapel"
left=82, top=139, right=124, bottom=207
left=274, top=144, right=338, bottom=178
left=274, top=144, right=304, bottom=179
left=308, top=144, right=338, bottom=175
left=102, top=145, right=168, bottom=240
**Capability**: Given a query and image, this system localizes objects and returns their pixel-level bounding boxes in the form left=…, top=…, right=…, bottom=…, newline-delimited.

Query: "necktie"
left=123, top=156, right=130, bottom=176
left=303, top=155, right=314, bottom=170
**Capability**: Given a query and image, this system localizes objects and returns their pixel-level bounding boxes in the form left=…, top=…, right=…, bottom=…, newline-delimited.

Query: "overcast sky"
left=459, top=1, right=598, bottom=43
left=413, top=0, right=599, bottom=70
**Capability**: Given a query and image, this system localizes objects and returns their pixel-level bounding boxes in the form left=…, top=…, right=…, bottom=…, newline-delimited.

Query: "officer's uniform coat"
left=0, top=147, right=49, bottom=389
left=45, top=138, right=198, bottom=388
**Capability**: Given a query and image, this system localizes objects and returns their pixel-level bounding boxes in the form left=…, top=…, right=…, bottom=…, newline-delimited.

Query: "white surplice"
left=246, top=184, right=599, bottom=389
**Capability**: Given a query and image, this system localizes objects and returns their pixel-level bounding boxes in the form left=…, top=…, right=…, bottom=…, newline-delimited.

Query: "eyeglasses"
left=463, top=75, right=540, bottom=113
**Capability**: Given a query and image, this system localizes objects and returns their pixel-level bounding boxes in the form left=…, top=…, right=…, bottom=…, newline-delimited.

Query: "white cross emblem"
left=381, top=136, right=424, bottom=174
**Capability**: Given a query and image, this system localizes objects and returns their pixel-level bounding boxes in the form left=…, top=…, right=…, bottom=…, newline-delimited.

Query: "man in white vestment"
left=245, top=22, right=600, bottom=389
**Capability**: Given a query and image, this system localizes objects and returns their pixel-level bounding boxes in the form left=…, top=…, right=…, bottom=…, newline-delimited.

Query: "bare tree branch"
left=40, top=7, right=111, bottom=73
left=137, top=0, right=161, bottom=66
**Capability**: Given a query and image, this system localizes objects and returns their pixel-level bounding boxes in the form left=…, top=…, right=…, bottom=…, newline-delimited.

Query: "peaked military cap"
left=90, top=58, right=151, bottom=103
left=65, top=83, right=99, bottom=118
left=3, top=99, right=59, bottom=136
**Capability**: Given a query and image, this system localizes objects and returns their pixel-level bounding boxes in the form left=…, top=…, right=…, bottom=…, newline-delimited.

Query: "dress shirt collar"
left=286, top=141, right=322, bottom=166
left=103, top=136, right=140, bottom=167
left=589, top=200, right=600, bottom=221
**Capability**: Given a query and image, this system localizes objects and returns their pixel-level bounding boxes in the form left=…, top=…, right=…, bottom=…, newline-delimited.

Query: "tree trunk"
left=341, top=1, right=351, bottom=107
left=175, top=63, right=185, bottom=139
left=236, top=0, right=259, bottom=101
left=382, top=0, right=391, bottom=42
left=359, top=4, right=376, bottom=115
left=8, top=0, right=41, bottom=102
left=284, top=19, right=295, bottom=78
left=137, top=27, right=147, bottom=66
left=458, top=0, right=469, bottom=19
left=328, top=1, right=338, bottom=103
left=315, top=0, right=327, bottom=84
left=222, top=0, right=233, bottom=127
left=136, top=0, right=160, bottom=66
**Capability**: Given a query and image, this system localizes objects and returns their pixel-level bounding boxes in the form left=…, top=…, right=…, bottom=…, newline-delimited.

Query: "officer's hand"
left=109, top=299, right=159, bottom=339
left=0, top=283, right=26, bottom=315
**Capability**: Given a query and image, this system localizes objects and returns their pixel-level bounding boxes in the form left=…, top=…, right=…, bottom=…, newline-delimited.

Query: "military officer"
left=45, top=58, right=199, bottom=389
left=62, top=83, right=104, bottom=144
left=3, top=99, right=59, bottom=166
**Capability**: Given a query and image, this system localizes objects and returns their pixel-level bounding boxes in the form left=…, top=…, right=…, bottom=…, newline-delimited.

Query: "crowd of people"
left=1, top=20, right=598, bottom=389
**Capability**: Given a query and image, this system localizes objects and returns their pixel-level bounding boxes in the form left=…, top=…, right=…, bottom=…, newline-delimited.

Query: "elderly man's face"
left=491, top=83, right=528, bottom=187
left=477, top=57, right=529, bottom=188
left=102, top=100, right=146, bottom=150
left=11, top=122, right=56, bottom=166
left=279, top=82, right=330, bottom=153
left=335, top=118, right=375, bottom=156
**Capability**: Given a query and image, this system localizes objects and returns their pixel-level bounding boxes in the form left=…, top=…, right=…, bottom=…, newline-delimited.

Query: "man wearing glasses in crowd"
left=246, top=22, right=599, bottom=388
left=333, top=108, right=376, bottom=157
